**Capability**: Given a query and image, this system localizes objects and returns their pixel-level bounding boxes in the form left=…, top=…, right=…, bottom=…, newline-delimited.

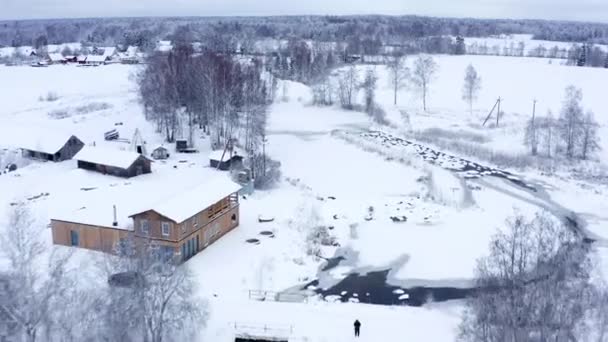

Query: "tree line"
left=138, top=44, right=280, bottom=188
left=3, top=15, right=608, bottom=53
left=525, top=85, right=600, bottom=160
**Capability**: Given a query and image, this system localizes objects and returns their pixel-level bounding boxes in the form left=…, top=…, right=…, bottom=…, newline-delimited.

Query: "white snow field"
left=0, top=53, right=607, bottom=341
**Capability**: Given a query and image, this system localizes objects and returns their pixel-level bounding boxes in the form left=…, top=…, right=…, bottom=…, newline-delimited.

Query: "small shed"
left=21, top=134, right=84, bottom=162
left=210, top=149, right=244, bottom=171
left=75, top=146, right=152, bottom=178
left=151, top=146, right=170, bottom=160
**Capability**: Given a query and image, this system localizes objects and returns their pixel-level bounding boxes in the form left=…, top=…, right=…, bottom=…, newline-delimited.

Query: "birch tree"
left=580, top=110, right=600, bottom=160
left=459, top=211, right=593, bottom=342
left=386, top=54, right=409, bottom=105
left=337, top=65, right=359, bottom=110
left=462, top=64, right=482, bottom=115
left=411, top=55, right=438, bottom=112
left=559, top=85, right=584, bottom=159
left=100, top=240, right=206, bottom=342
left=1, top=204, right=73, bottom=342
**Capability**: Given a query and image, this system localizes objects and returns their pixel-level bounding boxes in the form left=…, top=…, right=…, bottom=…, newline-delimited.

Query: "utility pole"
left=496, top=97, right=502, bottom=127
left=532, top=99, right=538, bottom=155
left=262, top=135, right=267, bottom=177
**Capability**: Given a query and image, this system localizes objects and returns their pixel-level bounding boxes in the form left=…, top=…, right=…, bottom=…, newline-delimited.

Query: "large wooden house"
left=51, top=176, right=242, bottom=262
left=74, top=146, right=152, bottom=178
left=21, top=134, right=84, bottom=162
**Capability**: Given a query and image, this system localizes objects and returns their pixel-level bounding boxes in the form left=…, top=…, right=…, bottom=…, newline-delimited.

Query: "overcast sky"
left=2, top=0, right=608, bottom=23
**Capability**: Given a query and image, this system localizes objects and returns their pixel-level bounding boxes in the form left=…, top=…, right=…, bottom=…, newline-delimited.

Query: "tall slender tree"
left=411, top=55, right=438, bottom=112
left=462, top=64, right=482, bottom=115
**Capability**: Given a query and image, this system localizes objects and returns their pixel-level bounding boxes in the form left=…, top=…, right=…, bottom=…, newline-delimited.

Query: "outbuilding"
left=21, top=134, right=84, bottom=162
left=74, top=146, right=152, bottom=178
left=209, top=149, right=244, bottom=171
left=151, top=146, right=170, bottom=160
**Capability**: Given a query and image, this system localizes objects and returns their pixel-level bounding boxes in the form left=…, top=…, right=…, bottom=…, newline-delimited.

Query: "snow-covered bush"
left=74, top=102, right=112, bottom=114
left=423, top=165, right=474, bottom=208
left=39, top=91, right=60, bottom=102
left=48, top=109, right=69, bottom=119
left=418, top=127, right=489, bottom=144
left=252, top=154, right=282, bottom=189
left=306, top=225, right=336, bottom=256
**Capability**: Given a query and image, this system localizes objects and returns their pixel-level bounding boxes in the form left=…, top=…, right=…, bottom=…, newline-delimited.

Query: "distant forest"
left=1, top=15, right=608, bottom=50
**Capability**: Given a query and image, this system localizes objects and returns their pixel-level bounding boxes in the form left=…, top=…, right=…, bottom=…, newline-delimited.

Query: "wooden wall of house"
left=51, top=220, right=130, bottom=253
left=132, top=211, right=179, bottom=241
left=126, top=157, right=152, bottom=177
left=132, top=194, right=237, bottom=242
left=176, top=205, right=239, bottom=261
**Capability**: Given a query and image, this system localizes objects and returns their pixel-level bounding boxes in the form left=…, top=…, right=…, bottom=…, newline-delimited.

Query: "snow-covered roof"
left=102, top=47, right=117, bottom=57
left=75, top=146, right=148, bottom=169
left=156, top=41, right=173, bottom=52
left=86, top=55, right=107, bottom=63
left=209, top=149, right=244, bottom=162
left=19, top=134, right=77, bottom=155
left=132, top=174, right=241, bottom=224
left=126, top=46, right=138, bottom=56
left=48, top=53, right=65, bottom=62
left=77, top=55, right=87, bottom=62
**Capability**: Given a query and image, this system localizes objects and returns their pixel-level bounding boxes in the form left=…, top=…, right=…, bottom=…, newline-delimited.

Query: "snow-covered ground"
left=1, top=54, right=607, bottom=341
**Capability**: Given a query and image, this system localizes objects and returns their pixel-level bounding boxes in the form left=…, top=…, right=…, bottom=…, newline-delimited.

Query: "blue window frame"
left=70, top=230, right=79, bottom=246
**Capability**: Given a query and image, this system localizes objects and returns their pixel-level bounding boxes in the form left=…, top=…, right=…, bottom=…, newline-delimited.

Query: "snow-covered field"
left=1, top=53, right=607, bottom=341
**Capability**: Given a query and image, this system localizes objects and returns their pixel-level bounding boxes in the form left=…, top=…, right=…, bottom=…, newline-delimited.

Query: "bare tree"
left=538, top=111, right=556, bottom=158
left=559, top=85, right=584, bottom=159
left=1, top=204, right=73, bottom=342
left=386, top=54, right=409, bottom=105
left=337, top=65, right=358, bottom=110
left=361, top=67, right=377, bottom=116
left=411, top=55, right=438, bottom=112
left=524, top=116, right=539, bottom=156
left=580, top=110, right=600, bottom=160
left=459, top=211, right=593, bottom=342
left=462, top=64, right=482, bottom=115
left=100, top=240, right=206, bottom=342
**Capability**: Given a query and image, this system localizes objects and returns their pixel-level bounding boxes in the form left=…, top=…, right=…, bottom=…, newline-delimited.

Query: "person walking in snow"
left=354, top=319, right=361, bottom=337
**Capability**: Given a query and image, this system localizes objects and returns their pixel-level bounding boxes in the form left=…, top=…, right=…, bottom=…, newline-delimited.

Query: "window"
left=70, top=230, right=79, bottom=246
left=140, top=219, right=149, bottom=235
left=161, top=222, right=171, bottom=237
left=193, top=215, right=198, bottom=227
left=231, top=213, right=237, bottom=223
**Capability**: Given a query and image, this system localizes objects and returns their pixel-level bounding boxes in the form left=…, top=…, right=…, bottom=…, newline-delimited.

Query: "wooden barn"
left=74, top=146, right=152, bottom=178
left=21, top=134, right=84, bottom=162
left=209, top=149, right=244, bottom=171
left=129, top=176, right=242, bottom=261
left=50, top=175, right=242, bottom=262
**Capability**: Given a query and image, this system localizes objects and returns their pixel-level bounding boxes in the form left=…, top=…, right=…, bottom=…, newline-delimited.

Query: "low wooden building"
left=209, top=149, right=244, bottom=171
left=21, top=134, right=84, bottom=162
left=51, top=175, right=242, bottom=262
left=151, top=146, right=170, bottom=160
left=74, top=146, right=152, bottom=178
